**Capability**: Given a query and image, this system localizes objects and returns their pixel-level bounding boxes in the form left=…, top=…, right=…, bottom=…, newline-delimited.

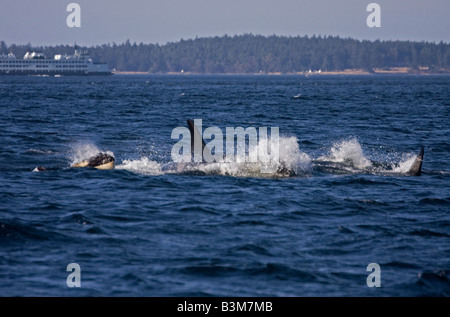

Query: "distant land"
left=2, top=34, right=450, bottom=74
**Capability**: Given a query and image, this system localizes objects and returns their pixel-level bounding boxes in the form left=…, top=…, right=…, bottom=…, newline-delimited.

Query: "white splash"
left=319, top=138, right=372, bottom=169
left=390, top=153, right=417, bottom=174
left=116, top=136, right=311, bottom=178
left=192, top=135, right=311, bottom=177
left=69, top=142, right=114, bottom=166
left=276, top=136, right=312, bottom=174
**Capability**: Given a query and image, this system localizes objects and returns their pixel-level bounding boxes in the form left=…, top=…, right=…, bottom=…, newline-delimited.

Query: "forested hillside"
left=1, top=34, right=449, bottom=73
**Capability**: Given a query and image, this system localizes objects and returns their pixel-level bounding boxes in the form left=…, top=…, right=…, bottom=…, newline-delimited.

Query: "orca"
left=185, top=119, right=424, bottom=177
left=307, top=146, right=424, bottom=177
left=32, top=166, right=47, bottom=172
left=187, top=119, right=207, bottom=159
left=407, top=146, right=424, bottom=176
left=72, top=152, right=115, bottom=170
left=63, top=121, right=424, bottom=177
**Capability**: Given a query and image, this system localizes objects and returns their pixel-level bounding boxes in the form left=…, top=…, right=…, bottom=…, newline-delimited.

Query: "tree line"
left=1, top=34, right=449, bottom=73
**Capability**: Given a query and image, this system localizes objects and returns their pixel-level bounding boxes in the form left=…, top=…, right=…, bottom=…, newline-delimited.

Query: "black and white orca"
left=37, top=121, right=425, bottom=177
left=407, top=146, right=424, bottom=176
left=186, top=119, right=424, bottom=177
left=72, top=152, right=115, bottom=170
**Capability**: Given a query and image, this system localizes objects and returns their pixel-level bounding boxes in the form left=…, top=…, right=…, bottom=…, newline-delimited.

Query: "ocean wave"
left=415, top=270, right=450, bottom=296
left=409, top=229, right=450, bottom=238
left=419, top=197, right=450, bottom=205
left=25, top=148, right=55, bottom=155
left=0, top=221, right=67, bottom=243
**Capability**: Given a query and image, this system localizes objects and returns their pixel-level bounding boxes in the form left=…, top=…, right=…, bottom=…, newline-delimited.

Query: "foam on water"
left=26, top=149, right=55, bottom=155
left=116, top=157, right=164, bottom=175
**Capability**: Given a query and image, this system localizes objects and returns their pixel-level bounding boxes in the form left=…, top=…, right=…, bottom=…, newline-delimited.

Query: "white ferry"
left=0, top=48, right=112, bottom=76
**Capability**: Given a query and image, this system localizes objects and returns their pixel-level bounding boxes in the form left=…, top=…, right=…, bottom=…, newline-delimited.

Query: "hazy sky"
left=1, top=0, right=449, bottom=46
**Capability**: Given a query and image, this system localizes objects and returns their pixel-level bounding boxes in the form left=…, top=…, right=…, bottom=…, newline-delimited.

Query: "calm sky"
left=0, top=0, right=449, bottom=46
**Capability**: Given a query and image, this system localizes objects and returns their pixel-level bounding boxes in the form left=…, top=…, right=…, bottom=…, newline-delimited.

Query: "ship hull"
left=0, top=70, right=112, bottom=76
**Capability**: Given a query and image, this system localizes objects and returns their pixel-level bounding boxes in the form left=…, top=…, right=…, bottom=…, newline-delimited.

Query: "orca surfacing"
left=36, top=121, right=425, bottom=177
left=407, top=147, right=424, bottom=176
left=72, top=153, right=115, bottom=170
left=186, top=119, right=425, bottom=177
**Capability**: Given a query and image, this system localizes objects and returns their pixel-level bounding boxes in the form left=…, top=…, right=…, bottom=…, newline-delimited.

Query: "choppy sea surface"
left=0, top=75, right=449, bottom=296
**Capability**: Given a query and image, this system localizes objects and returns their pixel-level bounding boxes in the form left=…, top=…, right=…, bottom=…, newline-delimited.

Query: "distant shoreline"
left=5, top=34, right=449, bottom=75
left=114, top=67, right=450, bottom=76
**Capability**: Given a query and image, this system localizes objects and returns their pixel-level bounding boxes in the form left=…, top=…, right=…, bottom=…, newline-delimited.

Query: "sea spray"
left=319, top=138, right=372, bottom=169
left=116, top=157, right=163, bottom=175
left=68, top=142, right=114, bottom=166
left=390, top=153, right=418, bottom=174
left=117, top=136, right=311, bottom=178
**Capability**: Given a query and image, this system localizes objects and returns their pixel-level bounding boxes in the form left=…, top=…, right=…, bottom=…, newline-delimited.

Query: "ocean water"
left=0, top=75, right=449, bottom=297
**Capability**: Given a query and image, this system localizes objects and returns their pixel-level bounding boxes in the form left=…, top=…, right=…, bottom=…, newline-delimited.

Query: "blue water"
left=0, top=75, right=449, bottom=296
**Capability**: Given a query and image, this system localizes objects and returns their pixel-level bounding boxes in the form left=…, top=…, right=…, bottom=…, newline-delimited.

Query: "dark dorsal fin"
left=407, top=147, right=424, bottom=176
left=187, top=119, right=206, bottom=156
